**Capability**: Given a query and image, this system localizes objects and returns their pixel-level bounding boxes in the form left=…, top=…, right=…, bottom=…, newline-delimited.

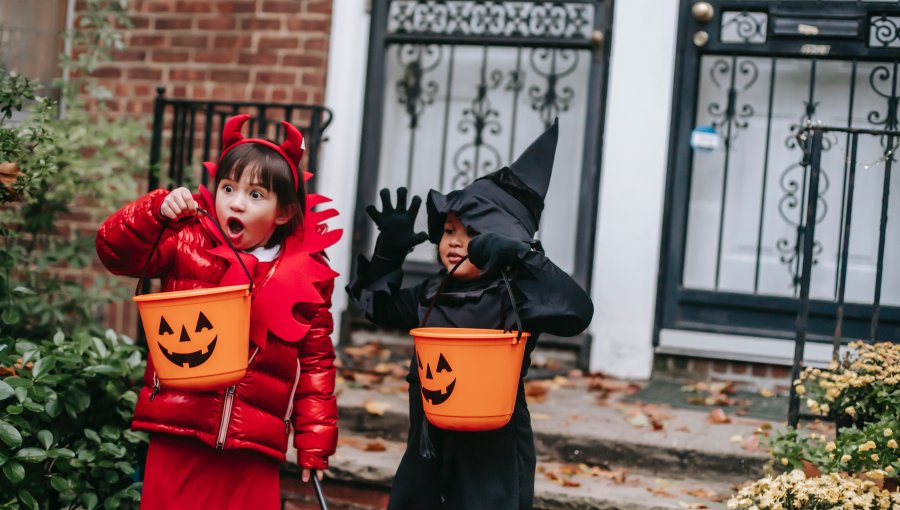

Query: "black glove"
left=366, top=187, right=429, bottom=260
left=467, top=233, right=531, bottom=274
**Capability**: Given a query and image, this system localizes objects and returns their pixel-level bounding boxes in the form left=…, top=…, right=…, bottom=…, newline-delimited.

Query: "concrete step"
left=283, top=433, right=735, bottom=510
left=335, top=380, right=773, bottom=485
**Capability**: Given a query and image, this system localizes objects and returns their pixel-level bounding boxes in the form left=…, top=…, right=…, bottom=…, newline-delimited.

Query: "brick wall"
left=82, top=0, right=333, bottom=115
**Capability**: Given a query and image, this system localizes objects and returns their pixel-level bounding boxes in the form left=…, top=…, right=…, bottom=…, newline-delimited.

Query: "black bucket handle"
left=421, top=256, right=524, bottom=344
left=135, top=207, right=254, bottom=296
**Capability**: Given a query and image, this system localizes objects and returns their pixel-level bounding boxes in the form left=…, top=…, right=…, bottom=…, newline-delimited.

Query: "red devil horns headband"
left=215, top=114, right=305, bottom=190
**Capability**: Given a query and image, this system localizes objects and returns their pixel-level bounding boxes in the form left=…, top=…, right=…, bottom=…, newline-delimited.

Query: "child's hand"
left=302, top=468, right=324, bottom=483
left=160, top=187, right=198, bottom=221
left=366, top=187, right=429, bottom=257
left=467, top=233, right=531, bottom=273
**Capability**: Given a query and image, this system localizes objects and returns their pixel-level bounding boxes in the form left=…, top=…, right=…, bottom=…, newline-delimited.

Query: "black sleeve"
left=346, top=254, right=422, bottom=330
left=514, top=251, right=594, bottom=337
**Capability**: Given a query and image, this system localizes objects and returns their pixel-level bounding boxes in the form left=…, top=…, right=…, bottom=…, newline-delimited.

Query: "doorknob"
left=692, top=2, right=714, bottom=23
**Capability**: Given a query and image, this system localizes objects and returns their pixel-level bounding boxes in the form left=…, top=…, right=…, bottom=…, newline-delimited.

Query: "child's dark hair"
left=215, top=143, right=305, bottom=248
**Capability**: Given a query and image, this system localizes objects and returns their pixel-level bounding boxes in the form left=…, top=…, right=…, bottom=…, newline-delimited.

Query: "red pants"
left=140, top=434, right=280, bottom=510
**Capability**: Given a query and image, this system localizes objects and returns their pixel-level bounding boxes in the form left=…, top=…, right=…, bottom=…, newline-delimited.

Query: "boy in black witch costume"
left=347, top=120, right=593, bottom=510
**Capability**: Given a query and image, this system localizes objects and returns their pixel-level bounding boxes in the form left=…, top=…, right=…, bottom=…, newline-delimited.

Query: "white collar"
left=244, top=244, right=281, bottom=262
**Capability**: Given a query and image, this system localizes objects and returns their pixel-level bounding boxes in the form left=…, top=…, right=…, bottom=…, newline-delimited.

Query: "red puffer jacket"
left=96, top=189, right=338, bottom=469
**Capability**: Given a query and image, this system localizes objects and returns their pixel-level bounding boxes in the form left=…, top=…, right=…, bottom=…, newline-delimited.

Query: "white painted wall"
left=588, top=0, right=680, bottom=379
left=320, top=0, right=371, bottom=342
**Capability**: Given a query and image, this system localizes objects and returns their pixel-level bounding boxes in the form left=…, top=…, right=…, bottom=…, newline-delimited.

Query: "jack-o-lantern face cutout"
left=157, top=312, right=218, bottom=368
left=419, top=351, right=456, bottom=405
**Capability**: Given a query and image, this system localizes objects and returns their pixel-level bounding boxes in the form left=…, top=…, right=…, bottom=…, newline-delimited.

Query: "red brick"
left=771, top=366, right=792, bottom=380
left=731, top=362, right=748, bottom=375
left=155, top=17, right=193, bottom=30
left=133, top=84, right=152, bottom=97
left=151, top=50, right=190, bottom=63
left=305, top=0, right=331, bottom=15
left=286, top=18, right=329, bottom=32
left=239, top=51, right=278, bottom=65
left=197, top=17, right=236, bottom=30
left=213, top=35, right=252, bottom=49
left=169, top=69, right=209, bottom=81
left=712, top=360, right=728, bottom=374
left=130, top=34, right=166, bottom=47
left=303, top=37, right=327, bottom=51
left=301, top=73, right=326, bottom=87
left=141, top=1, right=171, bottom=13
left=171, top=35, right=209, bottom=48
left=751, top=364, right=769, bottom=377
left=110, top=49, right=147, bottom=62
left=250, top=88, right=268, bottom=101
left=262, top=1, right=299, bottom=13
left=258, top=71, right=296, bottom=84
left=172, top=84, right=187, bottom=97
left=241, top=18, right=282, bottom=30
left=195, top=50, right=235, bottom=64
left=211, top=70, right=251, bottom=83
left=691, top=359, right=710, bottom=376
left=259, top=36, right=300, bottom=49
left=282, top=54, right=325, bottom=68
left=89, top=67, right=122, bottom=79
left=175, top=1, right=214, bottom=12
left=291, top=90, right=309, bottom=102
left=216, top=1, right=256, bottom=13
left=127, top=68, right=163, bottom=80
left=130, top=16, right=152, bottom=29
left=271, top=89, right=288, bottom=102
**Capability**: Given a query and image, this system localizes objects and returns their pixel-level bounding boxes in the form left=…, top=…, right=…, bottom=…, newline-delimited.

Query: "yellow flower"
left=884, top=428, right=893, bottom=437
left=826, top=441, right=836, bottom=452
left=845, top=406, right=856, bottom=417
left=887, top=466, right=895, bottom=474
left=781, top=457, right=789, bottom=466
left=795, top=384, right=806, bottom=396
left=870, top=453, right=880, bottom=462
left=841, top=454, right=852, bottom=463
left=888, top=439, right=898, bottom=449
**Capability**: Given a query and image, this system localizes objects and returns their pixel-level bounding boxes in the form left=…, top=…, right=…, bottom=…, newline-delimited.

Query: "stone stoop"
left=280, top=382, right=778, bottom=509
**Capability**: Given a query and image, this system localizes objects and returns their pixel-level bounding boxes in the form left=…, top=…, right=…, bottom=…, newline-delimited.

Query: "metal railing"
left=788, top=122, right=900, bottom=428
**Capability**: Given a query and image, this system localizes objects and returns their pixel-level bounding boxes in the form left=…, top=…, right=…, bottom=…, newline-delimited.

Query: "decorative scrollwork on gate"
left=870, top=15, right=900, bottom=48
left=453, top=55, right=504, bottom=188
left=528, top=48, right=578, bottom=128
left=706, top=58, right=758, bottom=140
left=396, top=45, right=443, bottom=129
left=866, top=64, right=900, bottom=148
left=720, top=11, right=767, bottom=44
left=388, top=0, right=594, bottom=40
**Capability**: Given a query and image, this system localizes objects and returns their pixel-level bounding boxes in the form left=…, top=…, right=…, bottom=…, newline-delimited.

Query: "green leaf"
left=15, top=447, right=47, bottom=463
left=47, top=448, right=74, bottom=459
left=44, top=398, right=60, bottom=418
left=5, top=404, right=22, bottom=415
left=17, top=490, right=36, bottom=510
left=1, top=308, right=19, bottom=325
left=84, top=364, right=118, bottom=375
left=31, top=356, right=55, bottom=379
left=0, top=421, right=22, bottom=448
left=13, top=387, right=26, bottom=403
left=84, top=429, right=101, bottom=443
left=2, top=460, right=24, bottom=483
left=81, top=492, right=98, bottom=510
left=36, top=430, right=52, bottom=450
left=0, top=381, right=13, bottom=402
left=49, top=475, right=68, bottom=492
left=52, top=330, right=64, bottom=345
left=0, top=450, right=8, bottom=466
left=21, top=400, right=42, bottom=413
left=11, top=286, right=35, bottom=295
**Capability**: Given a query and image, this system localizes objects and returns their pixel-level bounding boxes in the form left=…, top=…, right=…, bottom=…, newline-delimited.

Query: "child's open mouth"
left=227, top=218, right=245, bottom=236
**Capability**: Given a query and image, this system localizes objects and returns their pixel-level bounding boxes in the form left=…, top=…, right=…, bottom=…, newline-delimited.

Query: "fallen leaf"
left=708, top=408, right=731, bottom=424
left=531, top=412, right=551, bottom=420
left=364, top=441, right=387, bottom=452
left=759, top=388, right=775, bottom=398
left=647, top=487, right=677, bottom=498
left=682, top=488, right=726, bottom=502
left=364, top=401, right=391, bottom=416
left=678, top=502, right=709, bottom=509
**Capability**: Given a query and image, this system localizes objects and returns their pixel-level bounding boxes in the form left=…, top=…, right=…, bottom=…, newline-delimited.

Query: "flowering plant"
left=727, top=470, right=899, bottom=510
left=797, top=341, right=900, bottom=423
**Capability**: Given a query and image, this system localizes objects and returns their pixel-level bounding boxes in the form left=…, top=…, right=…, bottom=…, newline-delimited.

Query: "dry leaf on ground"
left=682, top=488, right=726, bottom=502
left=708, top=408, right=731, bottom=424
left=678, top=502, right=709, bottom=509
left=364, top=400, right=391, bottom=416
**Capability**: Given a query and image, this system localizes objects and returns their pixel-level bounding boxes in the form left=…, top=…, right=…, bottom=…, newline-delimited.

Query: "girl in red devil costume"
left=96, top=114, right=342, bottom=509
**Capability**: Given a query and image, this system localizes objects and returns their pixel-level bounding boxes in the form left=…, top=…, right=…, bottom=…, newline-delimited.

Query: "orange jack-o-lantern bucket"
left=132, top=208, right=253, bottom=392
left=411, top=258, right=530, bottom=431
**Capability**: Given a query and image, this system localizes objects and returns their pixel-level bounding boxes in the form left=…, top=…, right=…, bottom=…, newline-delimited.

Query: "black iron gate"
left=659, top=1, right=900, bottom=347
left=348, top=0, right=613, bottom=366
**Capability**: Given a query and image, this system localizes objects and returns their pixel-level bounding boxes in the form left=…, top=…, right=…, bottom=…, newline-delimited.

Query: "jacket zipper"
left=215, top=347, right=260, bottom=449
left=283, top=359, right=302, bottom=434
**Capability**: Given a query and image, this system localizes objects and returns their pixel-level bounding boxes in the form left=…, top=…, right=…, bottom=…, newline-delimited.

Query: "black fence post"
left=788, top=128, right=823, bottom=429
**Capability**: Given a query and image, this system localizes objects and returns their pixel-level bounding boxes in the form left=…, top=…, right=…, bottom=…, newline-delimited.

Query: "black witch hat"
left=426, top=118, right=559, bottom=243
